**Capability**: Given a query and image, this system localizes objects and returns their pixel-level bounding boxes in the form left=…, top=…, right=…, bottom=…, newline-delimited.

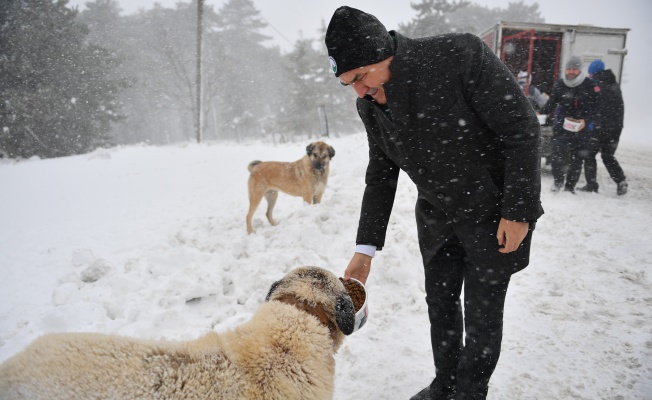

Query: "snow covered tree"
left=80, top=0, right=124, bottom=51
left=277, top=38, right=323, bottom=140
left=313, top=21, right=364, bottom=136
left=447, top=1, right=545, bottom=35
left=397, top=1, right=544, bottom=39
left=209, top=0, right=284, bottom=141
left=0, top=0, right=127, bottom=159
left=82, top=1, right=221, bottom=145
left=499, top=1, right=544, bottom=24
left=399, top=0, right=471, bottom=37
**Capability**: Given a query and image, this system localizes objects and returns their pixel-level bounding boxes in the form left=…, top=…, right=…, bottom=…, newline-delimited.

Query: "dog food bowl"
left=341, top=277, right=369, bottom=333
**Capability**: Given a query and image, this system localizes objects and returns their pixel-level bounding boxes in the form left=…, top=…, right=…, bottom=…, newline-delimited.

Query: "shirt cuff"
left=355, top=244, right=377, bottom=258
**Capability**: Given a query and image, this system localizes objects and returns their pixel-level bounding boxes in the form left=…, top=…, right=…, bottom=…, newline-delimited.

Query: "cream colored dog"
left=0, top=267, right=355, bottom=400
left=246, top=141, right=335, bottom=234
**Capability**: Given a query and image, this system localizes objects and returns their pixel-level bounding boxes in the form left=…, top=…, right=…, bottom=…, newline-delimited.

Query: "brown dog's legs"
left=247, top=181, right=264, bottom=234
left=265, top=190, right=279, bottom=226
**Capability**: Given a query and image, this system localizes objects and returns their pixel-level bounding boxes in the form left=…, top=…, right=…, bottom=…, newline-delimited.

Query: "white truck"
left=478, top=21, right=629, bottom=159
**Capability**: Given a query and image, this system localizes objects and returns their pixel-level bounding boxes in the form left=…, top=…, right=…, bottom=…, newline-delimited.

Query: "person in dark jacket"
left=325, top=7, right=543, bottom=400
left=580, top=59, right=628, bottom=195
left=541, top=56, right=600, bottom=193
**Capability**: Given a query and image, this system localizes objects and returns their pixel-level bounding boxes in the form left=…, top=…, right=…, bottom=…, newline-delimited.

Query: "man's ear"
left=335, top=293, right=355, bottom=335
left=265, top=280, right=282, bottom=301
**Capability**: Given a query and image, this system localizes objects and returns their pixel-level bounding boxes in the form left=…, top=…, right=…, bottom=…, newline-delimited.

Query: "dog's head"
left=265, top=266, right=355, bottom=348
left=306, top=142, right=335, bottom=171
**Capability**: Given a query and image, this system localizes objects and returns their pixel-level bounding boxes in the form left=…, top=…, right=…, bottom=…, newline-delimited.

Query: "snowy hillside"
left=1, top=132, right=650, bottom=399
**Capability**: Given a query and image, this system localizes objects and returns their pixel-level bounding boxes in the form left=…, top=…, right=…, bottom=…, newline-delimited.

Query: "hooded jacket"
left=592, top=69, right=625, bottom=132
left=355, top=32, right=543, bottom=249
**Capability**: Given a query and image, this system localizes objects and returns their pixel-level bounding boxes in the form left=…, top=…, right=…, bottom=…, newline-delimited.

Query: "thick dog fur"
left=246, top=141, right=335, bottom=234
left=0, top=267, right=355, bottom=400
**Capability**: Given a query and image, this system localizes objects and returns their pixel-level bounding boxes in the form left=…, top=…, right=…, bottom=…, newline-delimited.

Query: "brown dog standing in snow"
left=246, top=141, right=335, bottom=234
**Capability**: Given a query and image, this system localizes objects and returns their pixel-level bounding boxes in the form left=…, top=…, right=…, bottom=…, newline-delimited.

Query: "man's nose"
left=352, top=83, right=368, bottom=98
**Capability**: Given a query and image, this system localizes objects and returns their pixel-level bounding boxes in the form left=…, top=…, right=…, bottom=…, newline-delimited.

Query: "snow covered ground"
left=1, top=131, right=650, bottom=399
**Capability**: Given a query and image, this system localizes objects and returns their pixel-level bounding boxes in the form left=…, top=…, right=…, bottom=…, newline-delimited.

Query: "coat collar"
left=384, top=31, right=412, bottom=107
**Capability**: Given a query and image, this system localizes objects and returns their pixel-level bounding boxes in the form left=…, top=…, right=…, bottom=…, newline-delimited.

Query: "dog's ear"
left=265, top=280, right=283, bottom=301
left=335, top=293, right=356, bottom=335
left=327, top=146, right=335, bottom=159
left=306, top=143, right=315, bottom=155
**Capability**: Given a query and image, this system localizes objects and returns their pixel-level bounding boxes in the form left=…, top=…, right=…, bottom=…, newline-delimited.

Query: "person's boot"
left=455, top=386, right=489, bottom=400
left=578, top=184, right=598, bottom=193
left=617, top=180, right=628, bottom=195
left=550, top=182, right=563, bottom=192
left=563, top=185, right=576, bottom=194
left=410, top=378, right=457, bottom=400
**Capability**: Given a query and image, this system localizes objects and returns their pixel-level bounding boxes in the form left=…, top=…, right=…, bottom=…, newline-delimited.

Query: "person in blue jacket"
left=325, top=6, right=543, bottom=400
left=580, top=59, right=628, bottom=195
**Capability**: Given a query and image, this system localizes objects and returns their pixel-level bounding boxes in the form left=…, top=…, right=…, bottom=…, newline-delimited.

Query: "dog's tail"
left=248, top=160, right=262, bottom=173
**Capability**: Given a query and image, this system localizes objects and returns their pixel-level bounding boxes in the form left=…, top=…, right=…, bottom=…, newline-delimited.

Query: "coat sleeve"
left=530, top=86, right=548, bottom=109
left=456, top=33, right=543, bottom=222
left=583, top=81, right=601, bottom=132
left=355, top=102, right=400, bottom=250
left=540, top=81, right=561, bottom=116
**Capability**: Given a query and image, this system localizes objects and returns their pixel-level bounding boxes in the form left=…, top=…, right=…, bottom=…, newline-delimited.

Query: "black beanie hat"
left=325, top=6, right=394, bottom=77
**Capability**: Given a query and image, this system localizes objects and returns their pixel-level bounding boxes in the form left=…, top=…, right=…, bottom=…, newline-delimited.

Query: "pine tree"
left=80, top=0, right=124, bottom=50
left=314, top=20, right=363, bottom=136
left=210, top=0, right=280, bottom=141
left=127, top=2, right=201, bottom=144
left=0, top=0, right=127, bottom=159
left=399, top=0, right=470, bottom=37
left=278, top=38, right=322, bottom=140
left=447, top=1, right=545, bottom=35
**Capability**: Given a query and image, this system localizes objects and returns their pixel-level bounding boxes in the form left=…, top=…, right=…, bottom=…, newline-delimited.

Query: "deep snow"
left=1, top=132, right=651, bottom=399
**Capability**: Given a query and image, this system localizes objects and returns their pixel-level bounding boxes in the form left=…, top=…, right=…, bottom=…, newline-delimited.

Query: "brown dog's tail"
left=248, top=160, right=262, bottom=173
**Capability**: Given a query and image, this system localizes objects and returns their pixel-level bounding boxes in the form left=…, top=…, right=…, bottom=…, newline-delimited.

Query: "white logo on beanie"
left=329, top=56, right=337, bottom=75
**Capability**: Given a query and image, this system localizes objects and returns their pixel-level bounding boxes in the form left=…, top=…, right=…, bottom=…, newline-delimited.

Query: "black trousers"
left=415, top=197, right=532, bottom=399
left=550, top=134, right=580, bottom=188
left=424, top=235, right=510, bottom=399
left=583, top=129, right=626, bottom=189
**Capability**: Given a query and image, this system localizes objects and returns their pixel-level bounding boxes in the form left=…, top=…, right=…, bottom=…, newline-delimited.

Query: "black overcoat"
left=593, top=69, right=625, bottom=135
left=355, top=32, right=543, bottom=277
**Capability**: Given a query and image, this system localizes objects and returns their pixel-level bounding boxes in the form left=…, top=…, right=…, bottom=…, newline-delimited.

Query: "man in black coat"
left=540, top=56, right=600, bottom=193
left=325, top=7, right=543, bottom=400
left=582, top=59, right=628, bottom=195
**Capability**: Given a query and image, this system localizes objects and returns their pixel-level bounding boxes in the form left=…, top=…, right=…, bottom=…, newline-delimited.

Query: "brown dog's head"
left=265, top=266, right=355, bottom=348
left=306, top=142, right=335, bottom=171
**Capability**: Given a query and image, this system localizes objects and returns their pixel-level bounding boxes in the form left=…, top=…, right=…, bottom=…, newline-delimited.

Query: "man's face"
left=339, top=57, right=393, bottom=104
left=565, top=68, right=580, bottom=80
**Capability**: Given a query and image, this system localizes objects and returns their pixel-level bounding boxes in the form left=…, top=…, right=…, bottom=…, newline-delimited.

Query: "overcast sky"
left=66, top=0, right=651, bottom=144
left=65, top=0, right=648, bottom=48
